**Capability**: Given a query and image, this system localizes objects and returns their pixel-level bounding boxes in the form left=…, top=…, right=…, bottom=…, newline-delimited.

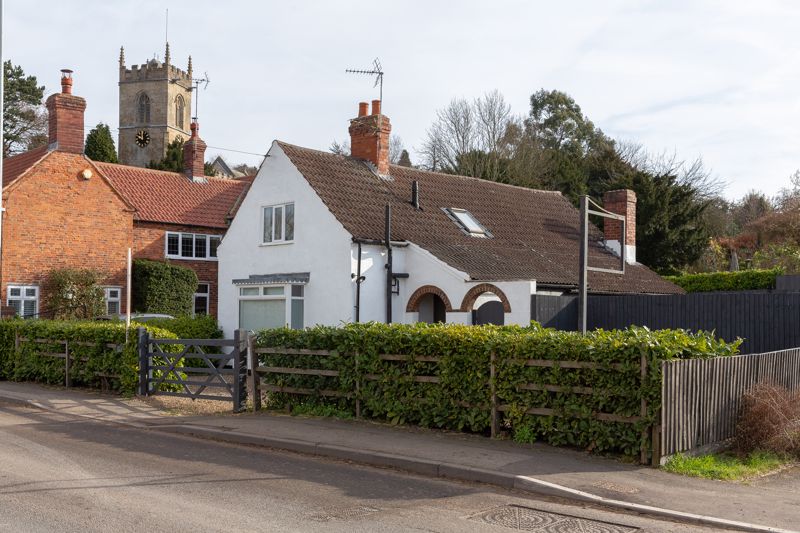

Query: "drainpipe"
left=384, top=204, right=392, bottom=324
left=354, top=241, right=363, bottom=322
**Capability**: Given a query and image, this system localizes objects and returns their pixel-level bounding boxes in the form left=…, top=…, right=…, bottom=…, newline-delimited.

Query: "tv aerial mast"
left=346, top=58, right=384, bottom=103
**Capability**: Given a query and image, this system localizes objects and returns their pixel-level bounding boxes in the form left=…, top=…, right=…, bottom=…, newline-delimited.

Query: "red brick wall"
left=348, top=104, right=392, bottom=175
left=132, top=222, right=223, bottom=317
left=603, top=189, right=637, bottom=246
left=1, top=152, right=134, bottom=317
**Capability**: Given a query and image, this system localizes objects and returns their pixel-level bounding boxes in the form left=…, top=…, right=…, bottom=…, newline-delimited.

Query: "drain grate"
left=469, top=505, right=638, bottom=532
left=309, top=505, right=381, bottom=522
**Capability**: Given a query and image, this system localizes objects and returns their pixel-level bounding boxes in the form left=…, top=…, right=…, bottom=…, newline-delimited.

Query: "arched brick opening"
left=405, top=285, right=454, bottom=312
left=459, top=283, right=511, bottom=313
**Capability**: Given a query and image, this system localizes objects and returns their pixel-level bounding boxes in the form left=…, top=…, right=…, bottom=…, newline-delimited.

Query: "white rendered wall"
left=218, top=142, right=354, bottom=336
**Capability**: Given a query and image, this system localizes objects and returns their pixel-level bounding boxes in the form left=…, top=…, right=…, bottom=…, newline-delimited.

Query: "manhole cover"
left=309, top=505, right=380, bottom=522
left=468, top=505, right=638, bottom=532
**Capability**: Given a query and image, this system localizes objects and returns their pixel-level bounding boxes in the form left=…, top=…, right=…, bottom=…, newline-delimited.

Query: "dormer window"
left=444, top=208, right=491, bottom=238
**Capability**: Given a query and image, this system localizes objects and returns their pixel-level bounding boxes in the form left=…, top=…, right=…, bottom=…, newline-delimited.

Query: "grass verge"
left=663, top=450, right=791, bottom=481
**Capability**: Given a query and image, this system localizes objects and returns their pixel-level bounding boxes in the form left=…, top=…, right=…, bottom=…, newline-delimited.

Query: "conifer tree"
left=84, top=123, right=118, bottom=163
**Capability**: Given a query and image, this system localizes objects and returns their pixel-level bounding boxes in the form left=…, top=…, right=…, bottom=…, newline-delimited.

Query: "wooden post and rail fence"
left=10, top=328, right=800, bottom=465
left=13, top=331, right=124, bottom=389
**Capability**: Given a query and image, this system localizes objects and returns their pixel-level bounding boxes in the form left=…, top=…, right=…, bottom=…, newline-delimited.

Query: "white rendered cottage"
left=217, top=100, right=681, bottom=336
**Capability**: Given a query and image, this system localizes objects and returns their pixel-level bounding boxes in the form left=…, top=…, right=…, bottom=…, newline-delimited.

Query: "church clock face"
left=135, top=129, right=151, bottom=148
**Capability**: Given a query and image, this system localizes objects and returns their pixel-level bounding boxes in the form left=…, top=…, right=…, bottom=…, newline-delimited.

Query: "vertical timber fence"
left=657, top=347, right=800, bottom=462
left=533, top=292, right=800, bottom=354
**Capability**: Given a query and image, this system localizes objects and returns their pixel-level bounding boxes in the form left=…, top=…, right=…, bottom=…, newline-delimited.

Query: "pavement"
left=0, top=381, right=798, bottom=532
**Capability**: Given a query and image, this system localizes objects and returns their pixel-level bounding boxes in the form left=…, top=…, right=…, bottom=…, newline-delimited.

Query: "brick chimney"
left=183, top=121, right=207, bottom=182
left=45, top=69, right=86, bottom=154
left=349, top=99, right=391, bottom=175
left=603, top=189, right=637, bottom=264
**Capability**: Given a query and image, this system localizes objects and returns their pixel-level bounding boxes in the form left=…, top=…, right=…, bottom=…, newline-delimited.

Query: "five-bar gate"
left=137, top=327, right=248, bottom=411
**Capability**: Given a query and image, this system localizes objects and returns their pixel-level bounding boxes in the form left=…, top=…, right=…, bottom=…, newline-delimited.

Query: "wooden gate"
left=137, top=327, right=248, bottom=411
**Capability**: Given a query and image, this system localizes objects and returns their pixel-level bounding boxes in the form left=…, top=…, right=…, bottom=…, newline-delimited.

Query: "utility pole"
left=0, top=0, right=6, bottom=267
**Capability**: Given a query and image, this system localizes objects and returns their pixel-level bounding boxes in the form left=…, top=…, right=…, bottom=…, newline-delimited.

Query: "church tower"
left=117, top=43, right=193, bottom=167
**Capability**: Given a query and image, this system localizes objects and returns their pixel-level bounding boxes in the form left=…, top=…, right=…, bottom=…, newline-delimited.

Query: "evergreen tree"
left=84, top=123, right=118, bottom=163
left=148, top=137, right=184, bottom=172
left=397, top=149, right=412, bottom=167
left=3, top=61, right=46, bottom=157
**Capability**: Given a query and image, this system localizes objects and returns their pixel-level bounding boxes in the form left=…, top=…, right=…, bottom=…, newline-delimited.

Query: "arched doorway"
left=473, top=295, right=505, bottom=325
left=406, top=285, right=453, bottom=324
left=418, top=293, right=447, bottom=323
left=460, top=283, right=511, bottom=326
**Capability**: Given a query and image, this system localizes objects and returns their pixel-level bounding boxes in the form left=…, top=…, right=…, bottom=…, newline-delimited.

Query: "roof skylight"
left=445, top=208, right=490, bottom=237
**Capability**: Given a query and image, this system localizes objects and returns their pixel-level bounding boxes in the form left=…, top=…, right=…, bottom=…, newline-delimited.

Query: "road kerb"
left=1, top=391, right=796, bottom=533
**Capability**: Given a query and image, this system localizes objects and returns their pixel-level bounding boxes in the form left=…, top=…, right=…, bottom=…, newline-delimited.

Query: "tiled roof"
left=277, top=141, right=682, bottom=295
left=2, top=146, right=49, bottom=189
left=96, top=163, right=250, bottom=229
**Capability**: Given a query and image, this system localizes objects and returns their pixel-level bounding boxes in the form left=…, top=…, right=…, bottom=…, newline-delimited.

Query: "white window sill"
left=259, top=241, right=295, bottom=247
left=165, top=255, right=219, bottom=261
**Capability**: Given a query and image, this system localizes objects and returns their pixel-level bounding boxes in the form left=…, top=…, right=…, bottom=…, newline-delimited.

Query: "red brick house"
left=1, top=71, right=249, bottom=319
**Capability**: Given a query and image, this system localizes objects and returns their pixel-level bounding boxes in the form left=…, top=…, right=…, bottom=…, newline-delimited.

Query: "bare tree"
left=389, top=135, right=405, bottom=164
left=418, top=91, right=515, bottom=181
left=329, top=139, right=350, bottom=156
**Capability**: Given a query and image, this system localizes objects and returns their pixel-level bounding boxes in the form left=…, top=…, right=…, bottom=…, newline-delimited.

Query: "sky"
left=5, top=0, right=800, bottom=200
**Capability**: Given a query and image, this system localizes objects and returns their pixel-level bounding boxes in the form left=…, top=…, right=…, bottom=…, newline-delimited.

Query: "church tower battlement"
left=118, top=43, right=193, bottom=167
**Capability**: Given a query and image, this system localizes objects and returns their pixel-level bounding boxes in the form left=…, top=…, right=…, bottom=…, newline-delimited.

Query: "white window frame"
left=165, top=232, right=221, bottom=261
left=193, top=282, right=210, bottom=317
left=443, top=207, right=492, bottom=238
left=104, top=287, right=122, bottom=315
left=237, top=283, right=304, bottom=330
left=7, top=285, right=39, bottom=319
left=261, top=202, right=295, bottom=245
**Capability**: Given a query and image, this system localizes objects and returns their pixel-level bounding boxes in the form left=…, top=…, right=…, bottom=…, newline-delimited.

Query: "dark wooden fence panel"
left=531, top=294, right=578, bottom=331
left=660, top=348, right=800, bottom=460
left=533, top=292, right=800, bottom=354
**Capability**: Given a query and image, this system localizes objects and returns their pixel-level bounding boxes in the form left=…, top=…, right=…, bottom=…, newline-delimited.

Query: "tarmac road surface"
left=0, top=402, right=728, bottom=532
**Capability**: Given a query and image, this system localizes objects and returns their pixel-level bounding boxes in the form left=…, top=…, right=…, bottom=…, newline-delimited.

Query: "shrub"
left=44, top=268, right=106, bottom=319
left=145, top=314, right=222, bottom=340
left=735, top=382, right=800, bottom=457
left=665, top=268, right=781, bottom=293
left=254, top=322, right=739, bottom=457
left=0, top=319, right=178, bottom=394
left=132, top=259, right=197, bottom=316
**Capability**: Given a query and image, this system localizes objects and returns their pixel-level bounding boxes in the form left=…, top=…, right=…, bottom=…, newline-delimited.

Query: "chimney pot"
left=45, top=68, right=86, bottom=153
left=183, top=120, right=208, bottom=182
left=349, top=100, right=392, bottom=175
left=60, top=68, right=73, bottom=94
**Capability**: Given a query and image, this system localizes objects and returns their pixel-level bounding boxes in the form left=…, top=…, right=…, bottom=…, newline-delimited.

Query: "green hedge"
left=0, top=319, right=178, bottom=394
left=132, top=259, right=197, bottom=316
left=255, top=322, right=739, bottom=457
left=145, top=315, right=222, bottom=340
left=665, top=269, right=782, bottom=293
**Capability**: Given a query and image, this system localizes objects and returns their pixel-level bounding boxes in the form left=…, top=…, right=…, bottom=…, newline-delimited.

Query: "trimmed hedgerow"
left=132, top=259, right=197, bottom=316
left=665, top=268, right=781, bottom=293
left=145, top=314, right=222, bottom=340
left=254, top=322, right=739, bottom=458
left=0, top=319, right=178, bottom=394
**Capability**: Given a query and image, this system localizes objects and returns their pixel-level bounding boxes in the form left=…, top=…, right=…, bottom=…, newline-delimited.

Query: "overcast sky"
left=5, top=0, right=799, bottom=199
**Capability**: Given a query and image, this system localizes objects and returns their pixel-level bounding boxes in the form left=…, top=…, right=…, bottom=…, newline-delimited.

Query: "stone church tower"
left=117, top=43, right=193, bottom=167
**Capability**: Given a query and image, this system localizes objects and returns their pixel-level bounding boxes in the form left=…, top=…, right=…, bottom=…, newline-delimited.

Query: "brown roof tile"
left=96, top=163, right=250, bottom=229
left=277, top=141, right=682, bottom=295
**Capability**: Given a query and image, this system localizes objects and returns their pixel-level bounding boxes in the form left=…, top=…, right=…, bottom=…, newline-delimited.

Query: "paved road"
left=0, top=402, right=723, bottom=532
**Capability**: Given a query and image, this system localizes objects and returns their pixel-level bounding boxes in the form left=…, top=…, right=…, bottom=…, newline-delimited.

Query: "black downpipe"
left=355, top=241, right=362, bottom=322
left=385, top=204, right=392, bottom=324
